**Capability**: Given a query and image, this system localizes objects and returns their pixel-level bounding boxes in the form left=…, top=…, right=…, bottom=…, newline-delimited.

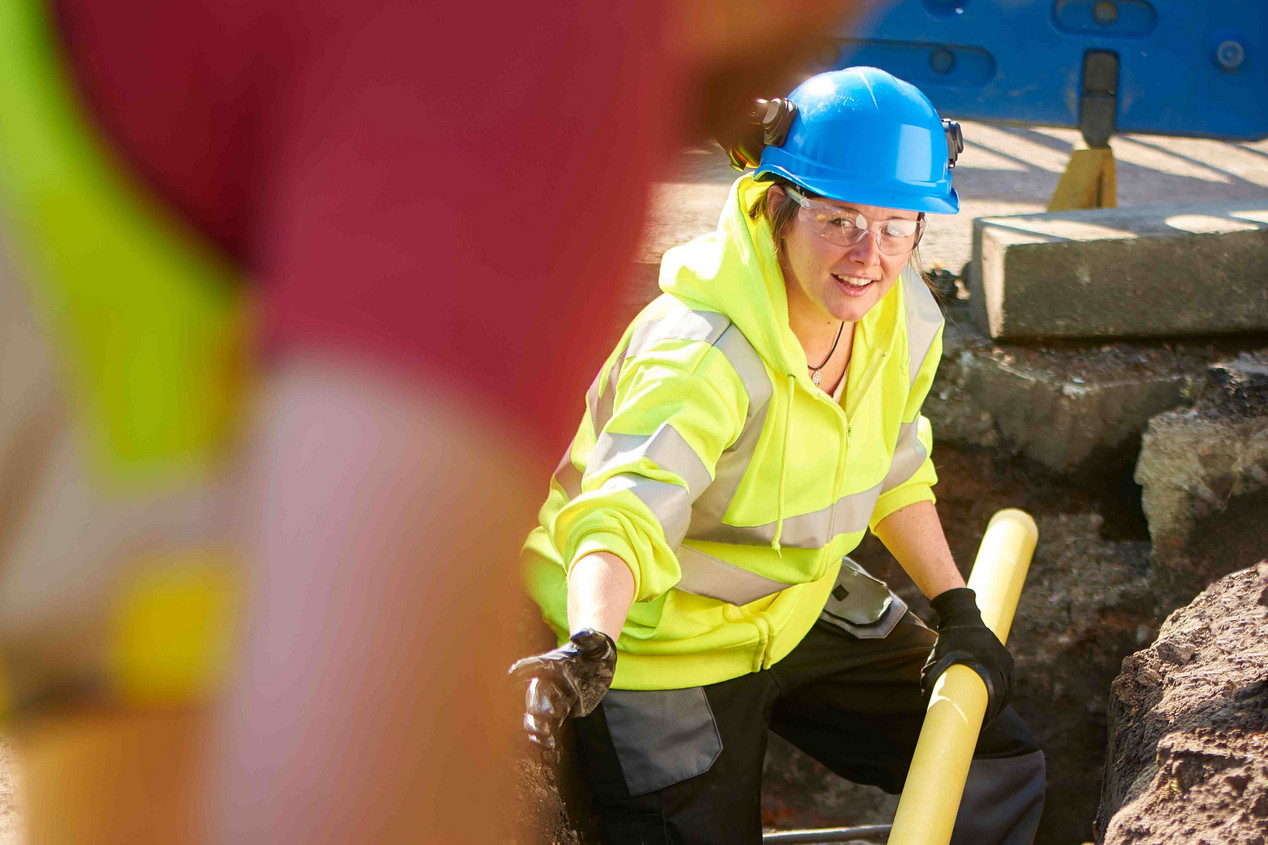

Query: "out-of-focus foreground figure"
left=0, top=0, right=853, bottom=842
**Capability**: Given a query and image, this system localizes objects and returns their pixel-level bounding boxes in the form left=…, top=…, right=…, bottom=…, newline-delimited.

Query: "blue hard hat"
left=755, top=67, right=960, bottom=214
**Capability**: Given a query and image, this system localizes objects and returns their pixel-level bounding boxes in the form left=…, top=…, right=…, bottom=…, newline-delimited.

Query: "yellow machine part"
left=1048, top=146, right=1117, bottom=211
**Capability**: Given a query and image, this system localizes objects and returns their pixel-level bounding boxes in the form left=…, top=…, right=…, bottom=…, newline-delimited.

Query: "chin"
left=827, top=297, right=878, bottom=323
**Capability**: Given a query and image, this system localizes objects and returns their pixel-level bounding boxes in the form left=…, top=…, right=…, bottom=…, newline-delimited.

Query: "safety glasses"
left=785, top=185, right=925, bottom=255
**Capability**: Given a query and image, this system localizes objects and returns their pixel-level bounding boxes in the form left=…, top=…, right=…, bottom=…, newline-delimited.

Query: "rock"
left=969, top=203, right=1268, bottom=340
left=1155, top=640, right=1195, bottom=665
left=1096, top=562, right=1268, bottom=844
left=1134, top=374, right=1268, bottom=612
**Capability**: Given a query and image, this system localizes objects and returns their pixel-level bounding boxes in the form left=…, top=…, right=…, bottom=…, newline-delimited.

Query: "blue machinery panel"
left=827, top=0, right=1267, bottom=140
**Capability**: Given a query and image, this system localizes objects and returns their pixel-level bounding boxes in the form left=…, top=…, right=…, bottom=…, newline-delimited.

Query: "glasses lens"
left=789, top=189, right=923, bottom=255
left=881, top=220, right=920, bottom=238
left=805, top=208, right=867, bottom=248
left=876, top=220, right=922, bottom=255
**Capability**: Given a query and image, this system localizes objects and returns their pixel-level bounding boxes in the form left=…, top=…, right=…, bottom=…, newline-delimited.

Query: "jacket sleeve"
left=551, top=341, right=749, bottom=603
left=869, top=324, right=943, bottom=531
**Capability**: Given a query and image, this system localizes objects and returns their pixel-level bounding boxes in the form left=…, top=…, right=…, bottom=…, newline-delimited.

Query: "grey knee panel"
left=951, top=749, right=1046, bottom=845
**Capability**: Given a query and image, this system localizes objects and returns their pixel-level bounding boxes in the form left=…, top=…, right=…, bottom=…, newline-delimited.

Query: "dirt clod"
left=1096, top=563, right=1268, bottom=844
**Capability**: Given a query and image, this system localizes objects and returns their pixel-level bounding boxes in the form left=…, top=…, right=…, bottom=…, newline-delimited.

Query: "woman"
left=513, top=67, right=1045, bottom=845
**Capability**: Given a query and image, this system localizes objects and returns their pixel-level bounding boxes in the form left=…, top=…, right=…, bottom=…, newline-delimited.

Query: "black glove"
left=508, top=629, right=617, bottom=756
left=921, top=587, right=1015, bottom=725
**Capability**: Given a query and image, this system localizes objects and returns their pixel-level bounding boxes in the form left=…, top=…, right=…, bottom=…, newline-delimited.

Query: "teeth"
left=833, top=274, right=874, bottom=287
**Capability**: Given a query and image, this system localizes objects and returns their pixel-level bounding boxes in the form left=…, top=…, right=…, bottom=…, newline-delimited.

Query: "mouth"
left=832, top=273, right=877, bottom=296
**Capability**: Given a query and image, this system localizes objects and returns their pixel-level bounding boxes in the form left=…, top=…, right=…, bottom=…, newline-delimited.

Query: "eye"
left=826, top=214, right=861, bottom=231
left=882, top=220, right=919, bottom=238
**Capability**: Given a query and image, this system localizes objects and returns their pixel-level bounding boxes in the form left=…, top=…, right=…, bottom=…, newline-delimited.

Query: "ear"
left=765, top=184, right=785, bottom=216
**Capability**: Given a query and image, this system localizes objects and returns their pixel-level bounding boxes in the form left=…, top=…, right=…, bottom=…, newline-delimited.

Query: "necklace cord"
left=809, top=321, right=845, bottom=372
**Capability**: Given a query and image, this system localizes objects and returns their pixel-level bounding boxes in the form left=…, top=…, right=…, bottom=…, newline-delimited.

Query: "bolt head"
left=1216, top=39, right=1245, bottom=70
left=1093, top=1, right=1118, bottom=25
left=930, top=48, right=956, bottom=74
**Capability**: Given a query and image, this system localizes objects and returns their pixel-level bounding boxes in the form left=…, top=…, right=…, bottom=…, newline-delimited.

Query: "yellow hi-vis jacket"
left=523, top=175, right=943, bottom=691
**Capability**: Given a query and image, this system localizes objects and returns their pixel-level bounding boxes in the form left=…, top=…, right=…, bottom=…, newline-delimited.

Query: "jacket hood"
left=658, top=175, right=903, bottom=386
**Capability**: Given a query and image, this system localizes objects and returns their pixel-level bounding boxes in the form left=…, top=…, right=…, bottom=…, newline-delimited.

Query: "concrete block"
left=926, top=317, right=1217, bottom=477
left=969, top=203, right=1268, bottom=340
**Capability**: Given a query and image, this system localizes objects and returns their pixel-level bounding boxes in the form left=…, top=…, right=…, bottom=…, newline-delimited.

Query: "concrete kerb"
left=969, top=203, right=1268, bottom=341
left=926, top=314, right=1225, bottom=479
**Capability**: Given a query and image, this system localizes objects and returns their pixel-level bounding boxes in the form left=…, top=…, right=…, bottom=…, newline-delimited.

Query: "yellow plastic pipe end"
left=967, top=509, right=1037, bottom=645
left=887, top=509, right=1038, bottom=845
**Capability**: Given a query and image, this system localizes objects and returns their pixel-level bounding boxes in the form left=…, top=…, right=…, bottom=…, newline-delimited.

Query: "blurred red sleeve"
left=56, top=0, right=673, bottom=456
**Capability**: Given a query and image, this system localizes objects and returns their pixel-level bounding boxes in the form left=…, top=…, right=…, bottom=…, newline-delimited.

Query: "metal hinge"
left=1080, top=50, right=1119, bottom=148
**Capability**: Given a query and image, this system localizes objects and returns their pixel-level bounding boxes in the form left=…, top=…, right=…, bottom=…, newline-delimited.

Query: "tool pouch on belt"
left=819, top=556, right=907, bottom=639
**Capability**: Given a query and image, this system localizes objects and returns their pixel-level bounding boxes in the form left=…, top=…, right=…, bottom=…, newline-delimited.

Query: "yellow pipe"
left=887, top=509, right=1039, bottom=845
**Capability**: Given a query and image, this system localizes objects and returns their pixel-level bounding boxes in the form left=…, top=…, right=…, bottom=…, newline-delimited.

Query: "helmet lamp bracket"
left=943, top=120, right=964, bottom=168
left=758, top=98, right=797, bottom=147
left=723, top=97, right=798, bottom=172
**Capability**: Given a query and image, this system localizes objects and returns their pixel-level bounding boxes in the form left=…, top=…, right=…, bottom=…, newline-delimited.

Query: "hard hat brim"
left=755, top=164, right=960, bottom=215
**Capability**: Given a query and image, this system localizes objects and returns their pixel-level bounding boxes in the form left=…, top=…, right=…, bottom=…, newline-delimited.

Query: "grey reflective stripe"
left=556, top=300, right=772, bottom=551
left=687, top=324, right=774, bottom=527
left=688, top=480, right=883, bottom=550
left=881, top=419, right=929, bottom=493
left=903, top=277, right=943, bottom=389
left=881, top=278, right=941, bottom=493
left=554, top=448, right=582, bottom=499
left=586, top=358, right=621, bottom=436
left=589, top=424, right=712, bottom=499
left=626, top=309, right=731, bottom=359
left=566, top=303, right=741, bottom=502
left=676, top=544, right=792, bottom=605
left=601, top=473, right=693, bottom=548
left=587, top=306, right=733, bottom=435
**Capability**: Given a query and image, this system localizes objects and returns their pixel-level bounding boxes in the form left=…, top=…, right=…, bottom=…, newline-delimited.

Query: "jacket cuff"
left=869, top=483, right=937, bottom=533
left=565, top=531, right=644, bottom=602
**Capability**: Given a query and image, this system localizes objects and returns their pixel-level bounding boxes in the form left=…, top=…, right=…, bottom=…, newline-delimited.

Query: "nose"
left=843, top=229, right=881, bottom=266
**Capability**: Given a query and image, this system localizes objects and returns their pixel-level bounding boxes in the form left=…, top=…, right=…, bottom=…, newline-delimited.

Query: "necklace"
left=809, top=321, right=845, bottom=386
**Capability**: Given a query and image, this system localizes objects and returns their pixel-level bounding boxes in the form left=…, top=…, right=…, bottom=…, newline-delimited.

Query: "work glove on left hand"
left=921, top=587, right=1015, bottom=725
left=508, top=629, right=617, bottom=757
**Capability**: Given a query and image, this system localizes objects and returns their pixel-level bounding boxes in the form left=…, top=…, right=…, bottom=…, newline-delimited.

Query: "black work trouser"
left=570, top=613, right=1045, bottom=845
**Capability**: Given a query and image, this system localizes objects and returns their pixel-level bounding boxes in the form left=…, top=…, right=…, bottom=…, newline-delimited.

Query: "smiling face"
left=770, top=185, right=919, bottom=327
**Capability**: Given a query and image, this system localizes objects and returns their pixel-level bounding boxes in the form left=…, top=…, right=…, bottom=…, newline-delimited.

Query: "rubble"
left=1134, top=352, right=1268, bottom=613
left=969, top=203, right=1268, bottom=340
left=1096, top=562, right=1268, bottom=844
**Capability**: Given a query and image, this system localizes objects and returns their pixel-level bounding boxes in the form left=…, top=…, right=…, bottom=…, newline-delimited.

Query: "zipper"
left=844, top=350, right=887, bottom=422
left=816, top=349, right=888, bottom=570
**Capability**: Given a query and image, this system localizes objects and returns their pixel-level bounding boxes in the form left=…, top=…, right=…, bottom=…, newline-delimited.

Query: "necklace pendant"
left=811, top=371, right=822, bottom=385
